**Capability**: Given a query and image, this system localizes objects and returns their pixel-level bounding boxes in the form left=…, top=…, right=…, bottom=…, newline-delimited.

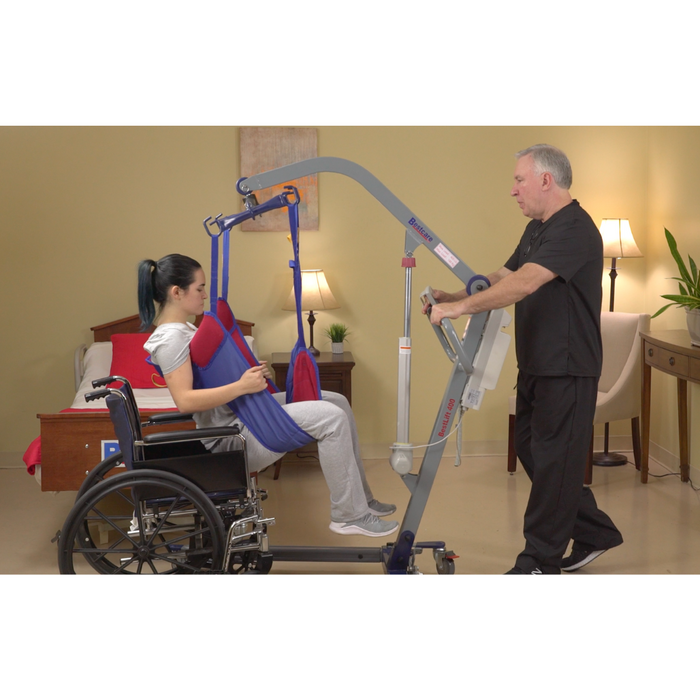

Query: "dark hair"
left=137, top=254, right=202, bottom=331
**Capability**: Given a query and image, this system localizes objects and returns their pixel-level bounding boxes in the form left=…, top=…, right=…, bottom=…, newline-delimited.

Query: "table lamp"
left=282, top=269, right=339, bottom=356
left=594, top=218, right=643, bottom=467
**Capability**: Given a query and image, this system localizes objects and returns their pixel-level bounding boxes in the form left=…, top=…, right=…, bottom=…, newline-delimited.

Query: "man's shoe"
left=505, top=565, right=543, bottom=574
left=367, top=498, right=397, bottom=517
left=561, top=549, right=606, bottom=572
left=329, top=513, right=399, bottom=538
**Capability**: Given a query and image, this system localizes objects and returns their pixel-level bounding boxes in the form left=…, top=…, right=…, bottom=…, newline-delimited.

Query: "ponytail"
left=137, top=259, right=158, bottom=331
left=137, top=254, right=202, bottom=331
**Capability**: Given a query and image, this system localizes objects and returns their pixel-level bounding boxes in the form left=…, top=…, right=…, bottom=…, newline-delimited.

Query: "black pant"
left=514, top=372, right=623, bottom=573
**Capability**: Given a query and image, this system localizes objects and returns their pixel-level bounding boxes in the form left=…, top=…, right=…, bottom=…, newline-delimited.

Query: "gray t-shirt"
left=143, top=322, right=240, bottom=439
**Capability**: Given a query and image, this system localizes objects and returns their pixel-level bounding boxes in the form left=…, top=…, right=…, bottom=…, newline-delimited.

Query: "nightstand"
left=270, top=351, right=355, bottom=479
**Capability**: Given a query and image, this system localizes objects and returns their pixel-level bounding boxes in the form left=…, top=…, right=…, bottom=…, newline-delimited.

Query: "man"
left=426, top=144, right=623, bottom=574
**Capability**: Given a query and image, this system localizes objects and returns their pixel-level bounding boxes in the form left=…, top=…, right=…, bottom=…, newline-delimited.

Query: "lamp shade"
left=282, top=269, right=340, bottom=311
left=599, top=219, right=643, bottom=259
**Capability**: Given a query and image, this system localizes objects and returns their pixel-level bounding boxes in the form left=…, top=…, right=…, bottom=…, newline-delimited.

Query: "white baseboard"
left=363, top=437, right=700, bottom=482
left=0, top=452, right=24, bottom=468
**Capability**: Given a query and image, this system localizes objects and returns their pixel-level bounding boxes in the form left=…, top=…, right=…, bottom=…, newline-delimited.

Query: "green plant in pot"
left=652, top=228, right=700, bottom=346
left=325, top=323, right=350, bottom=354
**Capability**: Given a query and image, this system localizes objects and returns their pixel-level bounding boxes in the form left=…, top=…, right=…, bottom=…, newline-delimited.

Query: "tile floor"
left=4, top=451, right=698, bottom=698
left=2, top=449, right=699, bottom=576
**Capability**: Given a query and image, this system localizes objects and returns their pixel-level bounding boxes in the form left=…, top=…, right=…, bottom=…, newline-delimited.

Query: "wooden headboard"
left=90, top=314, right=254, bottom=342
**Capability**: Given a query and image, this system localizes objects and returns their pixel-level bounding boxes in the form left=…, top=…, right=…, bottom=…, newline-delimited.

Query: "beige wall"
left=1, top=126, right=695, bottom=470
left=646, top=128, right=700, bottom=468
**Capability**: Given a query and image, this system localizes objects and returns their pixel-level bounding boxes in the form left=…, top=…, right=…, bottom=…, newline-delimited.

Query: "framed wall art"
left=239, top=127, right=319, bottom=231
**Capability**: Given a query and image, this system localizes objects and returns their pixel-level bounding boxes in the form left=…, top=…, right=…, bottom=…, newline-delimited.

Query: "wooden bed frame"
left=36, top=314, right=254, bottom=492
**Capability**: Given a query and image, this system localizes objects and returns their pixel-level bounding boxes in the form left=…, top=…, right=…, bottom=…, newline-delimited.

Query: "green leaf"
left=660, top=293, right=700, bottom=305
left=657, top=229, right=700, bottom=310
left=665, top=229, right=693, bottom=285
left=651, top=303, right=674, bottom=318
left=689, top=254, right=699, bottom=289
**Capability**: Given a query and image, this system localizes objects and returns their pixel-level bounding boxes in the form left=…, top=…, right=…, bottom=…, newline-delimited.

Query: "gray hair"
left=515, top=144, right=573, bottom=190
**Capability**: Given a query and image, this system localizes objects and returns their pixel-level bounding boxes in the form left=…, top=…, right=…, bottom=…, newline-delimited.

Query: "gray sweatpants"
left=212, top=391, right=374, bottom=523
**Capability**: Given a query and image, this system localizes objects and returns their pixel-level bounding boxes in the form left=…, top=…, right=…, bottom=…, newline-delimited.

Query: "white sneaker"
left=367, top=498, right=397, bottom=517
left=329, top=513, right=399, bottom=537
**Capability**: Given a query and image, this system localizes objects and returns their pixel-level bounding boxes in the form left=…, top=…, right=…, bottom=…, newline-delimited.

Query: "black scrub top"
left=504, top=200, right=603, bottom=378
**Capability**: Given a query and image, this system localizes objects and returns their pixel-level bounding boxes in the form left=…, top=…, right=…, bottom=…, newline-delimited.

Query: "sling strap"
left=285, top=194, right=322, bottom=402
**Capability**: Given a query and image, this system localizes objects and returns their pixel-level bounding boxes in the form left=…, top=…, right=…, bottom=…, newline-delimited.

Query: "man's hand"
left=428, top=300, right=467, bottom=326
left=421, top=288, right=462, bottom=316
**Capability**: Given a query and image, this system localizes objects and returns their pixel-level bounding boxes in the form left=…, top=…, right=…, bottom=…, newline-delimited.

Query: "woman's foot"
left=367, top=498, right=397, bottom=517
left=329, top=513, right=399, bottom=537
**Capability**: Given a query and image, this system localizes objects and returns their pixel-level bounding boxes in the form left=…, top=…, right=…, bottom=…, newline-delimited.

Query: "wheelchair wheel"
left=77, top=451, right=125, bottom=500
left=58, top=469, right=226, bottom=574
left=66, top=453, right=129, bottom=574
left=228, top=550, right=274, bottom=574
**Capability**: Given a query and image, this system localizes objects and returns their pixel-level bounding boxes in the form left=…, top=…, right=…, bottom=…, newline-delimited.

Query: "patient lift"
left=58, top=157, right=510, bottom=575
left=233, top=157, right=512, bottom=574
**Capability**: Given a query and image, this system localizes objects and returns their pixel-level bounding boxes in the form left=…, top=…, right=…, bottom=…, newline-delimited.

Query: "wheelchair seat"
left=57, top=376, right=275, bottom=575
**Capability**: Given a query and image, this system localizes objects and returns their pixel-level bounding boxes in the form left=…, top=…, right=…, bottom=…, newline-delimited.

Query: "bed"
left=30, top=314, right=254, bottom=492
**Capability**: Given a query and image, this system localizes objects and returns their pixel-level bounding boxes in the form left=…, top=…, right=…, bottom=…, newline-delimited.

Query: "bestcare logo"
left=408, top=217, right=433, bottom=243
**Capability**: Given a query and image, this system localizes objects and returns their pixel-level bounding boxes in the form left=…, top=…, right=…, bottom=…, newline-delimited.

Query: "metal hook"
left=243, top=192, right=259, bottom=211
left=203, top=215, right=222, bottom=238
left=284, top=185, right=301, bottom=205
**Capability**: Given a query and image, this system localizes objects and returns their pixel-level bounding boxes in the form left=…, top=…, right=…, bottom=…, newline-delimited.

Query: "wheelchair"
left=57, top=376, right=275, bottom=574
left=58, top=376, right=458, bottom=575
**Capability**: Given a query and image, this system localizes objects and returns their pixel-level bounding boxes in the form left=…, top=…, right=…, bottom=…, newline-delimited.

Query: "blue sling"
left=188, top=189, right=320, bottom=453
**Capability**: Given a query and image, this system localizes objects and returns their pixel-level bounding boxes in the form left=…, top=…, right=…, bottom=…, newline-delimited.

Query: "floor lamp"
left=283, top=269, right=339, bottom=356
left=593, top=218, right=643, bottom=467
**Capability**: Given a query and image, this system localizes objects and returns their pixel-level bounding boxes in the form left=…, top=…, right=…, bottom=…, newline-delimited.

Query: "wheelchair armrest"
left=139, top=425, right=242, bottom=446
left=141, top=412, right=195, bottom=427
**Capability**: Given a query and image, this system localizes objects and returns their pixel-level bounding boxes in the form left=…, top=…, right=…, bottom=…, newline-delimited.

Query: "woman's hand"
left=259, top=361, right=273, bottom=380
left=236, top=365, right=267, bottom=395
left=164, top=356, right=268, bottom=413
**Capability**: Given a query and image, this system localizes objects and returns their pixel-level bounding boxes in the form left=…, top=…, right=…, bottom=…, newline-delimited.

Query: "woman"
left=138, top=254, right=398, bottom=538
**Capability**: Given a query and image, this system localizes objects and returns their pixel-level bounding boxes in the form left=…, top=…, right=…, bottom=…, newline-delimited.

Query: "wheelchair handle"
left=85, top=388, right=110, bottom=403
left=92, top=375, right=130, bottom=389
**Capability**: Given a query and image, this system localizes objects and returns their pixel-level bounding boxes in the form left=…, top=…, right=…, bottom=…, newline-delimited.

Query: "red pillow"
left=109, top=334, right=167, bottom=389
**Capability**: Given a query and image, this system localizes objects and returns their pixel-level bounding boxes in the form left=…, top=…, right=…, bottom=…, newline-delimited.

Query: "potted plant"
left=652, top=228, right=700, bottom=346
left=324, top=323, right=351, bottom=354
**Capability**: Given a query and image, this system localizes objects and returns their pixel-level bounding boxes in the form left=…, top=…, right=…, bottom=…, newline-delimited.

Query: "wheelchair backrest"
left=106, top=389, right=144, bottom=469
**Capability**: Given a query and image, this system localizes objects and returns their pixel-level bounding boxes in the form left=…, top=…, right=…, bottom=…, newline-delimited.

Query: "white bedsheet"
left=71, top=336, right=257, bottom=410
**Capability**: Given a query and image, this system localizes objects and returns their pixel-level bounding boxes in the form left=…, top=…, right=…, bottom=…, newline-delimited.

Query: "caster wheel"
left=435, top=549, right=457, bottom=575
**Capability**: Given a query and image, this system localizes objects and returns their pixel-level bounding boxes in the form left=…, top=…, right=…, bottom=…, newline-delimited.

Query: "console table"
left=270, top=351, right=355, bottom=479
left=640, top=329, right=700, bottom=483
